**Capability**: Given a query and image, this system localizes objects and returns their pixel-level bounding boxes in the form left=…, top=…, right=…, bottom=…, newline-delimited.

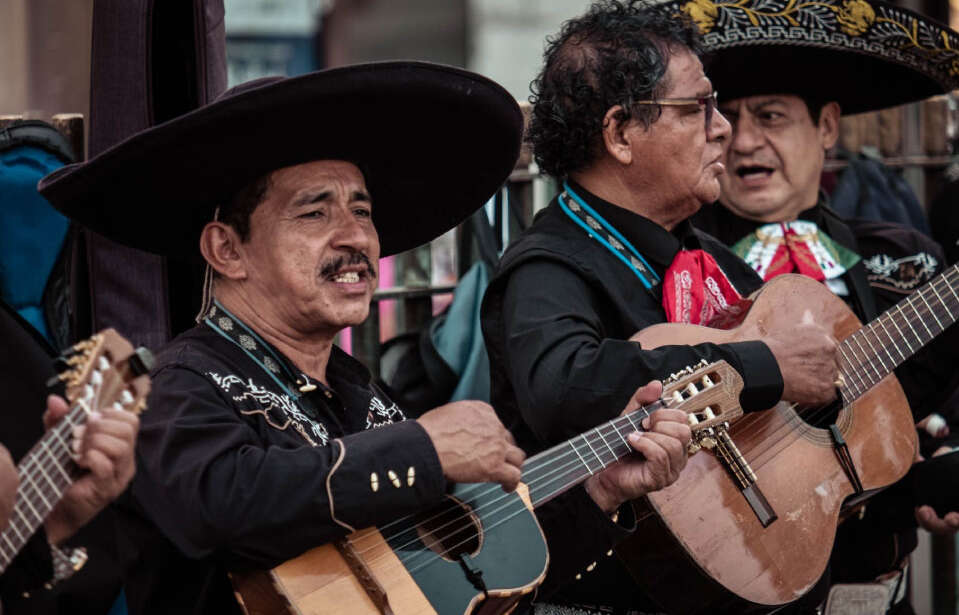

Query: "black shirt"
left=121, top=302, right=632, bottom=614
left=481, top=183, right=784, bottom=610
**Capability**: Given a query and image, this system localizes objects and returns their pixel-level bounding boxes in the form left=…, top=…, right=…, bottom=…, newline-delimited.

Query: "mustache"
left=319, top=251, right=377, bottom=279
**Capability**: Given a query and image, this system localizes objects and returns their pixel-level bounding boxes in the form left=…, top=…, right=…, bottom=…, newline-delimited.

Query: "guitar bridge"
left=693, top=425, right=777, bottom=528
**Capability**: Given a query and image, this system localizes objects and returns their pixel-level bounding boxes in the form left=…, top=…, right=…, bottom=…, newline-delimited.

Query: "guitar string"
left=0, top=404, right=86, bottom=568
left=351, top=407, right=658, bottom=562
left=384, top=415, right=646, bottom=573
left=368, top=399, right=657, bottom=546
left=690, top=266, right=959, bottom=476
left=354, top=408, right=651, bottom=558
left=361, top=272, right=953, bottom=566
left=0, top=358, right=133, bottom=567
left=723, top=265, right=959, bottom=455
left=398, top=420, right=650, bottom=577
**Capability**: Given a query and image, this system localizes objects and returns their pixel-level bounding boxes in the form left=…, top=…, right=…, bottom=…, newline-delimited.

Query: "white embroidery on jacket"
left=207, top=372, right=330, bottom=445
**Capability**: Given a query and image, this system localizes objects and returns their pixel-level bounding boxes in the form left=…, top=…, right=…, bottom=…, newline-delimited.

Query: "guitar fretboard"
left=838, top=262, right=959, bottom=402
left=522, top=402, right=661, bottom=508
left=0, top=404, right=86, bottom=572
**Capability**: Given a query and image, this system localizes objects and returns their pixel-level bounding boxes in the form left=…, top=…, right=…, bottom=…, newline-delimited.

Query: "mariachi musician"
left=38, top=61, right=693, bottom=614
left=684, top=0, right=959, bottom=611
left=481, top=1, right=843, bottom=612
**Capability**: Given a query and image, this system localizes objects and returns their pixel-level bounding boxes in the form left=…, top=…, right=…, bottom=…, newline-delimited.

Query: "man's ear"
left=199, top=222, right=247, bottom=280
left=819, top=101, right=841, bottom=150
left=601, top=105, right=636, bottom=166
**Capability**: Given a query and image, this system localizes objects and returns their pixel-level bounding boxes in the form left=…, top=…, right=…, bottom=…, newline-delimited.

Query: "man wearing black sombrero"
left=674, top=0, right=959, bottom=612
left=39, top=61, right=694, bottom=614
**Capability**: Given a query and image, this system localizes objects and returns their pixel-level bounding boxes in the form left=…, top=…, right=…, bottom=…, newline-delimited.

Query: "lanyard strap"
left=557, top=182, right=661, bottom=290
left=203, top=300, right=324, bottom=412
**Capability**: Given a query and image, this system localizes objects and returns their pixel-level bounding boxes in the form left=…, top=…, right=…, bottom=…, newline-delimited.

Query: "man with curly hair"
left=481, top=1, right=841, bottom=612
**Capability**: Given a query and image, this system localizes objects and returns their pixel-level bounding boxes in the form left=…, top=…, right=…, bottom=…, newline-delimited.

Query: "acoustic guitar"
left=618, top=266, right=959, bottom=613
left=231, top=360, right=746, bottom=615
left=0, top=329, right=153, bottom=574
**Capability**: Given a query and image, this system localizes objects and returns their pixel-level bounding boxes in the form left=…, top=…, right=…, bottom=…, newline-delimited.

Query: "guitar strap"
left=335, top=538, right=396, bottom=615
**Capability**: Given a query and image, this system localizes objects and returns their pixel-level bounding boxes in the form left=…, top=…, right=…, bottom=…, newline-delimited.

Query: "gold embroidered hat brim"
left=661, top=0, right=959, bottom=114
left=38, top=61, right=523, bottom=258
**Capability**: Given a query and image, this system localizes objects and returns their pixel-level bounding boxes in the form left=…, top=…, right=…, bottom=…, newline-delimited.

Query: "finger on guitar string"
left=624, top=380, right=663, bottom=415
left=42, top=394, right=71, bottom=430
left=639, top=408, right=692, bottom=441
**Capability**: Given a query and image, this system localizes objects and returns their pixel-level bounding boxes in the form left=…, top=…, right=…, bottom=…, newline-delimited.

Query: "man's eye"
left=300, top=210, right=325, bottom=219
left=354, top=208, right=372, bottom=218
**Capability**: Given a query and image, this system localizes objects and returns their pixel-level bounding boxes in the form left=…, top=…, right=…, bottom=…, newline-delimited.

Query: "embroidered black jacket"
left=121, top=304, right=632, bottom=614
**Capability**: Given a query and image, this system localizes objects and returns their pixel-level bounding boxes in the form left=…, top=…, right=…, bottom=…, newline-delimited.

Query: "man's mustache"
left=319, top=251, right=377, bottom=279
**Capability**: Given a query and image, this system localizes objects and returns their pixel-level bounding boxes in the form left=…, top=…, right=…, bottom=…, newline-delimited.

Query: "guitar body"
left=232, top=482, right=547, bottom=615
left=616, top=274, right=917, bottom=613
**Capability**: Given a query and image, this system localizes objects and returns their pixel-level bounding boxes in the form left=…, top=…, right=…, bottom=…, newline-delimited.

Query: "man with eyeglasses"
left=679, top=1, right=959, bottom=612
left=480, top=1, right=841, bottom=612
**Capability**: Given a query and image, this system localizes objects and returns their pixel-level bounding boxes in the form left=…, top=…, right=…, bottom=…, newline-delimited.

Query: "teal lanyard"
left=203, top=300, right=315, bottom=405
left=557, top=182, right=661, bottom=290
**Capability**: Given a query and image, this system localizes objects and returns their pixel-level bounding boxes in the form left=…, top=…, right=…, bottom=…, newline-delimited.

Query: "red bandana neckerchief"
left=662, top=249, right=750, bottom=328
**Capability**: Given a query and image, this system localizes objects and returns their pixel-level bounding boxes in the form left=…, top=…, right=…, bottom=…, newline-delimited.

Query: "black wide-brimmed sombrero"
left=660, top=0, right=959, bottom=114
left=39, top=61, right=522, bottom=257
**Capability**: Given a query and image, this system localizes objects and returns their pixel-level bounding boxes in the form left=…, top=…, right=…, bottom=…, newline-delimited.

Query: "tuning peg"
left=128, top=347, right=155, bottom=377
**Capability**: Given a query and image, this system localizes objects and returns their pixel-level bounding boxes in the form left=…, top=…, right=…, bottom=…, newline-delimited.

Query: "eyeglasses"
left=634, top=91, right=719, bottom=131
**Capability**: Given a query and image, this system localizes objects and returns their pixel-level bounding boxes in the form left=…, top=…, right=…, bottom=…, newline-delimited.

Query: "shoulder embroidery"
left=366, top=395, right=405, bottom=430
left=207, top=371, right=330, bottom=446
left=863, top=252, right=938, bottom=291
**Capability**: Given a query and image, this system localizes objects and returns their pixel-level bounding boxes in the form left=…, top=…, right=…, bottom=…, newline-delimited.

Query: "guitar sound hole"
left=414, top=496, right=482, bottom=562
left=796, top=397, right=842, bottom=428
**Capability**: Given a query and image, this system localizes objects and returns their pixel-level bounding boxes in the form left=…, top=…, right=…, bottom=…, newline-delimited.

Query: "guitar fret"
left=906, top=293, right=935, bottom=340
left=0, top=539, right=13, bottom=568
left=895, top=301, right=924, bottom=349
left=8, top=512, right=30, bottom=542
left=580, top=433, right=607, bottom=470
left=596, top=426, right=619, bottom=461
left=929, top=281, right=955, bottom=322
left=19, top=468, right=53, bottom=515
left=568, top=440, right=592, bottom=476
left=943, top=270, right=959, bottom=305
left=1, top=531, right=19, bottom=556
left=917, top=292, right=944, bottom=333
left=837, top=345, right=865, bottom=397
left=868, top=315, right=902, bottom=369
left=611, top=419, right=630, bottom=445
left=885, top=308, right=915, bottom=355
left=40, top=439, right=72, bottom=485
left=854, top=330, right=887, bottom=383
left=861, top=328, right=896, bottom=380
left=877, top=316, right=907, bottom=362
left=849, top=331, right=882, bottom=388
left=34, top=456, right=64, bottom=504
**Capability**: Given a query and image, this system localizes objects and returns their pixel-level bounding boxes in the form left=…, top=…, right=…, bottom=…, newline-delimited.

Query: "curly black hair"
left=528, top=0, right=702, bottom=178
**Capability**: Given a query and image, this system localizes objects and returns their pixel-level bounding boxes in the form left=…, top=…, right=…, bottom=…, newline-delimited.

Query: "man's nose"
left=709, top=107, right=732, bottom=143
left=728, top=114, right=765, bottom=154
left=331, top=213, right=374, bottom=253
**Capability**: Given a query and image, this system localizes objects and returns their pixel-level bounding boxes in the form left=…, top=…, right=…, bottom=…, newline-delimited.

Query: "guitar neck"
left=840, top=262, right=959, bottom=401
left=522, top=402, right=661, bottom=508
left=0, top=404, right=86, bottom=572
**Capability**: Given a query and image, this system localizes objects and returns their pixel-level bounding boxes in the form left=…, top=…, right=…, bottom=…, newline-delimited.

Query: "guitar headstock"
left=661, top=360, right=744, bottom=454
left=57, top=328, right=154, bottom=417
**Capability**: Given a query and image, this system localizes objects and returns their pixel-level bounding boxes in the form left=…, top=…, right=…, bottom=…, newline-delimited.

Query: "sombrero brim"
left=39, top=61, right=522, bottom=257
left=661, top=0, right=959, bottom=114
